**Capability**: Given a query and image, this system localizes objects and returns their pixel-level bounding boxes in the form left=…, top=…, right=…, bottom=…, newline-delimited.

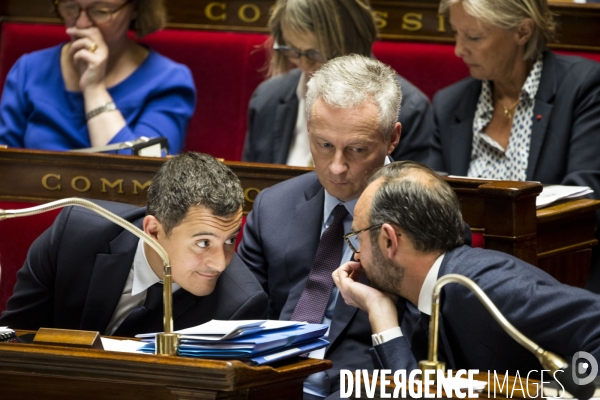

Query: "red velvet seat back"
left=0, top=201, right=59, bottom=313
left=373, top=41, right=470, bottom=100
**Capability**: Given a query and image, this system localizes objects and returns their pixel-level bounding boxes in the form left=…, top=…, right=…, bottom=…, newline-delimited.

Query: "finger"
left=69, top=38, right=98, bottom=57
left=66, top=27, right=102, bottom=41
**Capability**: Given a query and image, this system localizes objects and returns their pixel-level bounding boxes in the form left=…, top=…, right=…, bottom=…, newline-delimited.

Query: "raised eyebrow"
left=191, top=232, right=217, bottom=238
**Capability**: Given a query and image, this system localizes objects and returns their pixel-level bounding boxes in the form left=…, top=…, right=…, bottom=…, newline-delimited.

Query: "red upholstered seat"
left=0, top=201, right=60, bottom=313
left=373, top=41, right=470, bottom=100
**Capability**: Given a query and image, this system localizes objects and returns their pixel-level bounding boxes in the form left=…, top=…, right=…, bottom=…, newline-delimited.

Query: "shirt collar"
left=132, top=239, right=181, bottom=296
left=418, top=253, right=446, bottom=315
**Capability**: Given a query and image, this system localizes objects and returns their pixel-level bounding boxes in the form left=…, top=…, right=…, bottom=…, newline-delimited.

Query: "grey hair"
left=146, top=152, right=244, bottom=235
left=305, top=54, right=401, bottom=139
left=368, top=161, right=464, bottom=253
left=439, top=0, right=556, bottom=61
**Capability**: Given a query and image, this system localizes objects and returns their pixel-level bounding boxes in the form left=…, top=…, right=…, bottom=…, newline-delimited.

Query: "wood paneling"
left=2, top=0, right=599, bottom=51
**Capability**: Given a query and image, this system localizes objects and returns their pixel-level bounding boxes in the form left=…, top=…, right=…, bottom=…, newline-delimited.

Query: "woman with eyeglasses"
left=0, top=0, right=195, bottom=154
left=242, top=0, right=433, bottom=167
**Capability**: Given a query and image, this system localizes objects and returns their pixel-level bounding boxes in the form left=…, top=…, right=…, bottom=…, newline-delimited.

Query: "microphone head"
left=553, top=365, right=596, bottom=400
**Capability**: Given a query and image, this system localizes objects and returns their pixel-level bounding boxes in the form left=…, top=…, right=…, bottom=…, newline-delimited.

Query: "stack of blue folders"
left=136, top=320, right=329, bottom=365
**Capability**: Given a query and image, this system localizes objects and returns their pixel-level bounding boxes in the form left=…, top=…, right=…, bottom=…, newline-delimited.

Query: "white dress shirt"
left=286, top=72, right=313, bottom=167
left=105, top=238, right=181, bottom=335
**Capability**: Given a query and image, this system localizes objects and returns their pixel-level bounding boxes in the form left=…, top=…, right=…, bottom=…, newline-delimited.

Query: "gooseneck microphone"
left=0, top=197, right=180, bottom=356
left=419, top=273, right=596, bottom=400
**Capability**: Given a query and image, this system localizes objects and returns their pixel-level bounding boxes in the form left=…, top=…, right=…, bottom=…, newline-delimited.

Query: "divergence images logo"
left=572, top=351, right=598, bottom=386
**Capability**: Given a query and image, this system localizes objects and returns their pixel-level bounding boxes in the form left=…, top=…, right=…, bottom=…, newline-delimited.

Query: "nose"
left=454, top=35, right=465, bottom=59
left=75, top=9, right=94, bottom=28
left=329, top=150, right=348, bottom=176
left=354, top=251, right=361, bottom=262
left=207, top=248, right=228, bottom=274
left=296, top=55, right=317, bottom=74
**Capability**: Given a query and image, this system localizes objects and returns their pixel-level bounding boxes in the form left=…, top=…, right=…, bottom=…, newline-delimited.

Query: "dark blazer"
left=429, top=51, right=600, bottom=197
left=371, top=245, right=600, bottom=374
left=0, top=200, right=267, bottom=335
left=243, top=68, right=434, bottom=164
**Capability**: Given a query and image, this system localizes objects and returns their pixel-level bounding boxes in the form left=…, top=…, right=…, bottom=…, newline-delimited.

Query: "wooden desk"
left=0, top=148, right=598, bottom=288
left=0, top=335, right=331, bottom=400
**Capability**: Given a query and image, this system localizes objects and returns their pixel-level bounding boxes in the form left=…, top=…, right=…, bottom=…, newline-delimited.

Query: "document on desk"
left=100, top=338, right=147, bottom=353
left=537, top=185, right=593, bottom=209
left=135, top=319, right=304, bottom=340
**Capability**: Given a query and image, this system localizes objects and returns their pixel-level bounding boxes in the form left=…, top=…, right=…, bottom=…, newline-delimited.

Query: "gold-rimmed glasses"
left=55, top=0, right=132, bottom=24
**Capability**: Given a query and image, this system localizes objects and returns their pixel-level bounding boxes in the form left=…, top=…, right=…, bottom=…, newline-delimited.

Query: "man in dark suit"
left=333, top=160, right=600, bottom=376
left=238, top=54, right=405, bottom=400
left=0, top=152, right=267, bottom=336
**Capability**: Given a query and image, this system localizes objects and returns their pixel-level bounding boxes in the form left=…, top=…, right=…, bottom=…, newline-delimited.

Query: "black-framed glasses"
left=55, top=0, right=132, bottom=24
left=343, top=224, right=383, bottom=254
left=273, top=44, right=326, bottom=64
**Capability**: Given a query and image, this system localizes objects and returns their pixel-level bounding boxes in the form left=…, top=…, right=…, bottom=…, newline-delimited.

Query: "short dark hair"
left=146, top=152, right=244, bottom=235
left=368, top=161, right=464, bottom=253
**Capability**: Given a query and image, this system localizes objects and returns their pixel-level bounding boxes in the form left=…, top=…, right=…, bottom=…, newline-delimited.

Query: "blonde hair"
left=439, top=0, right=556, bottom=60
left=267, top=0, right=377, bottom=76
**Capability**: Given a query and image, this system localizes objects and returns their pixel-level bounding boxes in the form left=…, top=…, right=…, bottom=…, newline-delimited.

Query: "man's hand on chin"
left=332, top=261, right=400, bottom=333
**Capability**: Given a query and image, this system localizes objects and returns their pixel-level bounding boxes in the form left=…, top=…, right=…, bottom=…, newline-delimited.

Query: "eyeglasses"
left=273, top=45, right=326, bottom=64
left=343, top=224, right=383, bottom=254
left=55, top=0, right=132, bottom=24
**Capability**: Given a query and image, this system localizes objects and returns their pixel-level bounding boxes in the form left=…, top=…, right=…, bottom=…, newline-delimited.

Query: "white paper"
left=100, top=338, right=147, bottom=353
left=537, top=185, right=593, bottom=209
left=135, top=319, right=303, bottom=340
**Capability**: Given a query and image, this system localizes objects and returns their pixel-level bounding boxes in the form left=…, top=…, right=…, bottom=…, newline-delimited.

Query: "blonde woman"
left=242, top=0, right=433, bottom=166
left=430, top=0, right=600, bottom=191
left=0, top=0, right=195, bottom=154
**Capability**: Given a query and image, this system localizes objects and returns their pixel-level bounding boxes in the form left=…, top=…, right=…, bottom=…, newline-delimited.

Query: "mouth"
left=329, top=180, right=349, bottom=186
left=194, top=271, right=220, bottom=279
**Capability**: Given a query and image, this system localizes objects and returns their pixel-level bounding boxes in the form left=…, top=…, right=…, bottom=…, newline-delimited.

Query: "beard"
left=365, top=241, right=405, bottom=296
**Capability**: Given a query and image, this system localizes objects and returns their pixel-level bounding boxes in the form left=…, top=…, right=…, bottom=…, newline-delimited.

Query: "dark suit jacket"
left=243, top=68, right=434, bottom=164
left=371, top=245, right=600, bottom=374
left=429, top=51, right=600, bottom=197
left=0, top=200, right=267, bottom=335
left=238, top=172, right=390, bottom=398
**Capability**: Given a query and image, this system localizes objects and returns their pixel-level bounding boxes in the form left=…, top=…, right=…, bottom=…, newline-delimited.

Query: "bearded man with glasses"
left=0, top=0, right=195, bottom=154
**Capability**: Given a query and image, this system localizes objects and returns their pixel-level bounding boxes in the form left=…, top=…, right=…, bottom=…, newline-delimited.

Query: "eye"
left=353, top=147, right=365, bottom=153
left=196, top=240, right=209, bottom=248
left=225, top=237, right=236, bottom=245
left=467, top=35, right=480, bottom=41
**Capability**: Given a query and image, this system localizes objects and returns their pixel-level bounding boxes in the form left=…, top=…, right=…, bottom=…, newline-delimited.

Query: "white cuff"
left=371, top=326, right=402, bottom=346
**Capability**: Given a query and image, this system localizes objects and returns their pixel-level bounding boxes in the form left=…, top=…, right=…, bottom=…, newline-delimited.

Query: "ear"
left=515, top=18, right=534, bottom=46
left=380, top=223, right=400, bottom=259
left=387, top=122, right=401, bottom=156
left=143, top=215, right=162, bottom=240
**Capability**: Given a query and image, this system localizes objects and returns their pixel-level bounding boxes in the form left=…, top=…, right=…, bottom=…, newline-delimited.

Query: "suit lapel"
left=449, top=84, right=479, bottom=176
left=527, top=52, right=556, bottom=180
left=273, top=70, right=301, bottom=164
left=79, top=220, right=141, bottom=333
left=280, top=175, right=325, bottom=320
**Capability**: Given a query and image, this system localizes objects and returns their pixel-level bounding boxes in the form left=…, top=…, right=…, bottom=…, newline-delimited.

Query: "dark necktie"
left=113, top=282, right=163, bottom=337
left=410, top=312, right=431, bottom=363
left=291, top=204, right=349, bottom=324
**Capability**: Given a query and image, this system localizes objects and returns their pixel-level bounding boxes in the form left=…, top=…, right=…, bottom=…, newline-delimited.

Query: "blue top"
left=0, top=44, right=196, bottom=154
